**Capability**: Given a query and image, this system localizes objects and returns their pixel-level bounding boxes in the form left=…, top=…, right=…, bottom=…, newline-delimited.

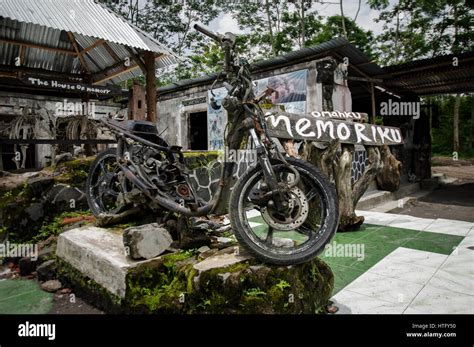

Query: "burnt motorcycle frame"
left=87, top=24, right=339, bottom=264
left=100, top=24, right=301, bottom=219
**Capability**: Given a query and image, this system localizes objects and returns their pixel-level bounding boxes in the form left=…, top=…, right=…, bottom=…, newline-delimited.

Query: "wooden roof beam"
left=66, top=32, right=91, bottom=74
left=92, top=53, right=162, bottom=85
left=0, top=37, right=76, bottom=55
left=80, top=39, right=106, bottom=55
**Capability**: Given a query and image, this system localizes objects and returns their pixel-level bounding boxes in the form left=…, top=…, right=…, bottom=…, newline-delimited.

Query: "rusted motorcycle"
left=85, top=24, right=338, bottom=265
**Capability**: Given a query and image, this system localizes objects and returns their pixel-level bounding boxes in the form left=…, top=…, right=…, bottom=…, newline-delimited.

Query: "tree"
left=453, top=94, right=461, bottom=153
left=306, top=15, right=375, bottom=57
left=226, top=0, right=290, bottom=58
left=277, top=1, right=323, bottom=53
left=368, top=0, right=473, bottom=65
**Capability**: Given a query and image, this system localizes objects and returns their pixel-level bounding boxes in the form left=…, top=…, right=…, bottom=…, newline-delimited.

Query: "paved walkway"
left=330, top=211, right=474, bottom=314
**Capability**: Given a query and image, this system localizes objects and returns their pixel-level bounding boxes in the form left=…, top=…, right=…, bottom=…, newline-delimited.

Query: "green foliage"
left=429, top=95, right=474, bottom=158
left=368, top=0, right=473, bottom=65
left=33, top=210, right=92, bottom=242
left=244, top=287, right=267, bottom=297
left=2, top=191, right=12, bottom=199
left=275, top=279, right=291, bottom=291
left=306, top=15, right=375, bottom=59
left=102, top=0, right=472, bottom=88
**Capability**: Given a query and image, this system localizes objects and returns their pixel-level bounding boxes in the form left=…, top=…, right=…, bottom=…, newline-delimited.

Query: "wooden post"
left=144, top=51, right=157, bottom=123
left=370, top=82, right=376, bottom=124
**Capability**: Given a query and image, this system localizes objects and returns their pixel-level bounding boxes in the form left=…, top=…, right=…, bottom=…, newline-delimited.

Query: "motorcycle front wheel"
left=229, top=157, right=339, bottom=265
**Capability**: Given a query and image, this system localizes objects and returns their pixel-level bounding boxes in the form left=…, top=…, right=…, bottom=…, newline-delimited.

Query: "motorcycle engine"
left=127, top=143, right=197, bottom=206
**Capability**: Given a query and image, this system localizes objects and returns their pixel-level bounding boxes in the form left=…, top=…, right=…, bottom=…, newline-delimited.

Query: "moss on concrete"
left=182, top=151, right=220, bottom=170
left=124, top=251, right=334, bottom=314
left=56, top=258, right=123, bottom=313
left=52, top=157, right=95, bottom=187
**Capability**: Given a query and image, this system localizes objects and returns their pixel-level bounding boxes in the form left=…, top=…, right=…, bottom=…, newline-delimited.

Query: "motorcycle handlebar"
left=194, top=24, right=221, bottom=42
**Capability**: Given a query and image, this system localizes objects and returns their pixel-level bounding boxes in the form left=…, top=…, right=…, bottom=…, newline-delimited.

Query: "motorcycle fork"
left=248, top=128, right=289, bottom=214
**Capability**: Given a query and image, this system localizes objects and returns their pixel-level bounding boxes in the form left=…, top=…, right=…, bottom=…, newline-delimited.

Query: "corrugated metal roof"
left=0, top=0, right=180, bottom=86
left=158, top=37, right=384, bottom=96
left=379, top=51, right=474, bottom=96
left=2, top=0, right=150, bottom=52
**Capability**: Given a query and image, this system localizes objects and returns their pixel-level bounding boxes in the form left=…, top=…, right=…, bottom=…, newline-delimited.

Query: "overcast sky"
left=210, top=0, right=398, bottom=36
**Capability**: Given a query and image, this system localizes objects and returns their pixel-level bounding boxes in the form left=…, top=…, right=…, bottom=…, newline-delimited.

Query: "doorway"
left=189, top=111, right=208, bottom=150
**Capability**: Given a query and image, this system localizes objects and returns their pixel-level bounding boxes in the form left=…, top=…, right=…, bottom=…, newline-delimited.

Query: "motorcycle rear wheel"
left=86, top=148, right=129, bottom=217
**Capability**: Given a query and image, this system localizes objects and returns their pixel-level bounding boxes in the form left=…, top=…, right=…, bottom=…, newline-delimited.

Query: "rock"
left=327, top=304, right=339, bottom=314
left=19, top=257, right=36, bottom=276
left=24, top=202, right=44, bottom=223
left=37, top=244, right=57, bottom=264
left=197, top=246, right=211, bottom=253
left=36, top=259, right=57, bottom=281
left=193, top=252, right=251, bottom=272
left=57, top=226, right=154, bottom=298
left=27, top=176, right=54, bottom=198
left=198, top=248, right=219, bottom=260
left=41, top=279, right=62, bottom=293
left=216, top=236, right=234, bottom=245
left=123, top=223, right=173, bottom=260
left=46, top=184, right=86, bottom=211
left=215, top=225, right=232, bottom=233
left=212, top=236, right=237, bottom=249
left=55, top=152, right=73, bottom=164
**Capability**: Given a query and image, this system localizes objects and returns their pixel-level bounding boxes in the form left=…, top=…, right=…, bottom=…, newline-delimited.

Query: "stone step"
left=356, top=182, right=421, bottom=210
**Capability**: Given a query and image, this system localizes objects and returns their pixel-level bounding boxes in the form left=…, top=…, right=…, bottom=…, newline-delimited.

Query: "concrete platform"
left=56, top=226, right=154, bottom=298
left=55, top=226, right=334, bottom=314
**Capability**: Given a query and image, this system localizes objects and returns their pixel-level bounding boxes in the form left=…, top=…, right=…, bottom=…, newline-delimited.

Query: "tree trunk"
left=300, top=0, right=306, bottom=48
left=339, top=0, right=347, bottom=37
left=453, top=94, right=461, bottom=153
left=334, top=145, right=360, bottom=230
left=376, top=145, right=402, bottom=192
left=301, top=141, right=382, bottom=231
left=264, top=0, right=275, bottom=55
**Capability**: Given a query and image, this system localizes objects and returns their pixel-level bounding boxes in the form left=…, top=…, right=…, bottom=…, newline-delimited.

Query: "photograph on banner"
left=207, top=87, right=227, bottom=150
left=208, top=69, right=309, bottom=150
left=254, top=69, right=308, bottom=114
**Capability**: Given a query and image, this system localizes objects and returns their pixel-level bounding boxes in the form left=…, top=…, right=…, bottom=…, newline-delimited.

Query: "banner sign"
left=266, top=112, right=403, bottom=146
left=22, top=76, right=121, bottom=95
left=255, top=69, right=308, bottom=114
left=207, top=87, right=227, bottom=150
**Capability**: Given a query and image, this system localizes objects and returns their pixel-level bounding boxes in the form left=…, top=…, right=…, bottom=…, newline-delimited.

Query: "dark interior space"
left=189, top=111, right=208, bottom=150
